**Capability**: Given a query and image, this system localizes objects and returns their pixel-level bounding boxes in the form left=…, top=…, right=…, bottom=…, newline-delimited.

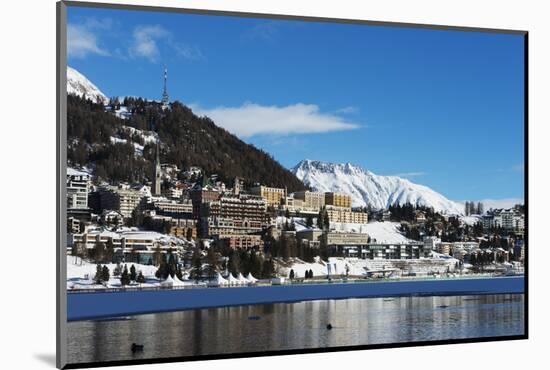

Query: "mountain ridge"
left=292, top=159, right=463, bottom=215
left=67, top=66, right=108, bottom=104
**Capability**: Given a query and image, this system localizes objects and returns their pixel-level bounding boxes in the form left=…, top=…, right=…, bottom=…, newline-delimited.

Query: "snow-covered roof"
left=67, top=167, right=90, bottom=177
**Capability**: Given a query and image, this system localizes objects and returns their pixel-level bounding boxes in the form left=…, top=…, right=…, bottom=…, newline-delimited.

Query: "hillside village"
left=66, top=67, right=525, bottom=289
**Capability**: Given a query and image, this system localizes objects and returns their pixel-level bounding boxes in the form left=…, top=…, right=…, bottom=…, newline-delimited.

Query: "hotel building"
left=249, top=185, right=286, bottom=207
left=325, top=205, right=368, bottom=224
left=325, top=192, right=352, bottom=209
left=293, top=190, right=325, bottom=211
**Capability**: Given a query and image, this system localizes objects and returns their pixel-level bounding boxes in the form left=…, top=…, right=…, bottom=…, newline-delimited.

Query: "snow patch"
left=67, top=66, right=108, bottom=104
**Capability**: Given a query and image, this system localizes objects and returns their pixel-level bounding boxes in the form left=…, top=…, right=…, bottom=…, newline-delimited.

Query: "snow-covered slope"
left=67, top=66, right=107, bottom=104
left=292, top=160, right=463, bottom=215
left=331, top=221, right=414, bottom=243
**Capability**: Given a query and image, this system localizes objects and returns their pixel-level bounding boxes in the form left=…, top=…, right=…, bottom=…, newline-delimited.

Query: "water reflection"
left=68, top=294, right=524, bottom=364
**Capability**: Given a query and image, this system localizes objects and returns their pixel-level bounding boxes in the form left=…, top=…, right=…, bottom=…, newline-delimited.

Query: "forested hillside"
left=67, top=95, right=306, bottom=192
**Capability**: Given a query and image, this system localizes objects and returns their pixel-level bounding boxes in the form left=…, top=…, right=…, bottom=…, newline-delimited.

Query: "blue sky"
left=67, top=6, right=525, bottom=203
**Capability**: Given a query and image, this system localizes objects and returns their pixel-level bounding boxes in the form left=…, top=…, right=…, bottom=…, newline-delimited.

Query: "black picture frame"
left=56, top=1, right=528, bottom=368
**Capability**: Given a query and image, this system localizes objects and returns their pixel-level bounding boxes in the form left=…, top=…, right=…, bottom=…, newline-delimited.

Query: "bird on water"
left=131, top=343, right=144, bottom=353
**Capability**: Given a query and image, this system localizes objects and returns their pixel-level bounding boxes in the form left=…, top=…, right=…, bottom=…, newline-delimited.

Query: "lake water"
left=67, top=294, right=524, bottom=365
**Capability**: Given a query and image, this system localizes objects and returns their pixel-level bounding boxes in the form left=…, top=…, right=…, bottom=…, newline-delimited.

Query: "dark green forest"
left=67, top=95, right=307, bottom=192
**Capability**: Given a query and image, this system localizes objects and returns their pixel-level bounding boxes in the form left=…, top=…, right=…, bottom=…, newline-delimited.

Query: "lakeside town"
left=66, top=145, right=526, bottom=290
left=66, top=67, right=525, bottom=291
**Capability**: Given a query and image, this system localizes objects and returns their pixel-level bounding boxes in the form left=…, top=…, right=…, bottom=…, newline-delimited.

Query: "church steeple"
left=152, top=142, right=162, bottom=196
left=161, top=66, right=169, bottom=109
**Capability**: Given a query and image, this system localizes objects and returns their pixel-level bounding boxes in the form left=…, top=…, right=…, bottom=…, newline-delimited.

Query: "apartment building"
left=249, top=185, right=286, bottom=207
left=325, top=205, right=368, bottom=224
left=325, top=192, right=352, bottom=209
left=293, top=190, right=325, bottom=211
left=67, top=168, right=91, bottom=209
left=201, top=194, right=267, bottom=238
left=97, top=184, right=145, bottom=219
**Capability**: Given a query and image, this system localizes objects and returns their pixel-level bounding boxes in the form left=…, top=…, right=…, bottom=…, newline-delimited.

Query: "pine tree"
left=136, top=271, right=146, bottom=284
left=191, top=250, right=203, bottom=280
left=289, top=269, right=295, bottom=280
left=94, top=264, right=103, bottom=284
left=101, top=265, right=110, bottom=283
left=229, top=252, right=241, bottom=275
left=317, top=210, right=324, bottom=229
left=120, top=265, right=130, bottom=286
left=113, top=262, right=122, bottom=277
left=167, top=251, right=177, bottom=278
left=262, top=259, right=275, bottom=278
left=130, top=264, right=137, bottom=281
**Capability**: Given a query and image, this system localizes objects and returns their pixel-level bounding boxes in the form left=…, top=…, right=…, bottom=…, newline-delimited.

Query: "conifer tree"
left=101, top=265, right=110, bottom=283
left=113, top=262, right=122, bottom=277
left=130, top=264, right=137, bottom=281
left=136, top=271, right=146, bottom=284
left=120, top=265, right=130, bottom=286
left=191, top=250, right=203, bottom=280
left=94, top=264, right=103, bottom=284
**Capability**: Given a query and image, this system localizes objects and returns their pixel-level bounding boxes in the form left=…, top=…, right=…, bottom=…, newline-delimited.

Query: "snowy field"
left=67, top=256, right=162, bottom=289
left=331, top=221, right=414, bottom=243
left=460, top=215, right=482, bottom=226
left=279, top=254, right=460, bottom=279
left=275, top=216, right=414, bottom=244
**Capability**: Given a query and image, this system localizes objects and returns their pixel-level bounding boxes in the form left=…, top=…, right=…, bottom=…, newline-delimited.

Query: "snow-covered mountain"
left=67, top=66, right=107, bottom=104
left=292, top=159, right=463, bottom=215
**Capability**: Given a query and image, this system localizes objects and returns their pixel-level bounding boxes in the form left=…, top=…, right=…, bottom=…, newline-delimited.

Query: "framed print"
left=57, top=1, right=527, bottom=368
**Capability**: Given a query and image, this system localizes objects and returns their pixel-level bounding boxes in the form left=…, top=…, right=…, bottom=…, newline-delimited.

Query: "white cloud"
left=244, top=22, right=280, bottom=41
left=172, top=43, right=204, bottom=61
left=129, top=25, right=169, bottom=62
left=191, top=102, right=360, bottom=137
left=393, top=172, right=426, bottom=178
left=129, top=25, right=204, bottom=63
left=67, top=24, right=110, bottom=58
left=458, top=198, right=524, bottom=210
left=335, top=106, right=359, bottom=114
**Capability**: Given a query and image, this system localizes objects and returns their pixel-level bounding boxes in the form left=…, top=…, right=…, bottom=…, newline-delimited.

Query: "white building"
left=67, top=168, right=91, bottom=209
left=423, top=236, right=441, bottom=250
left=483, top=208, right=525, bottom=232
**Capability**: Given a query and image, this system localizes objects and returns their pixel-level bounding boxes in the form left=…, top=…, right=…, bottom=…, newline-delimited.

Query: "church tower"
left=161, top=67, right=169, bottom=109
left=153, top=143, right=162, bottom=196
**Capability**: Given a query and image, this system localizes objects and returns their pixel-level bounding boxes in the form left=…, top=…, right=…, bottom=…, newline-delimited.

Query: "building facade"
left=325, top=205, right=368, bottom=224
left=201, top=194, right=268, bottom=239
left=152, top=144, right=162, bottom=196
left=67, top=168, right=91, bottom=209
left=293, top=191, right=325, bottom=211
left=325, top=192, right=352, bottom=209
left=249, top=185, right=286, bottom=207
left=98, top=185, right=145, bottom=219
left=482, top=208, right=525, bottom=233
